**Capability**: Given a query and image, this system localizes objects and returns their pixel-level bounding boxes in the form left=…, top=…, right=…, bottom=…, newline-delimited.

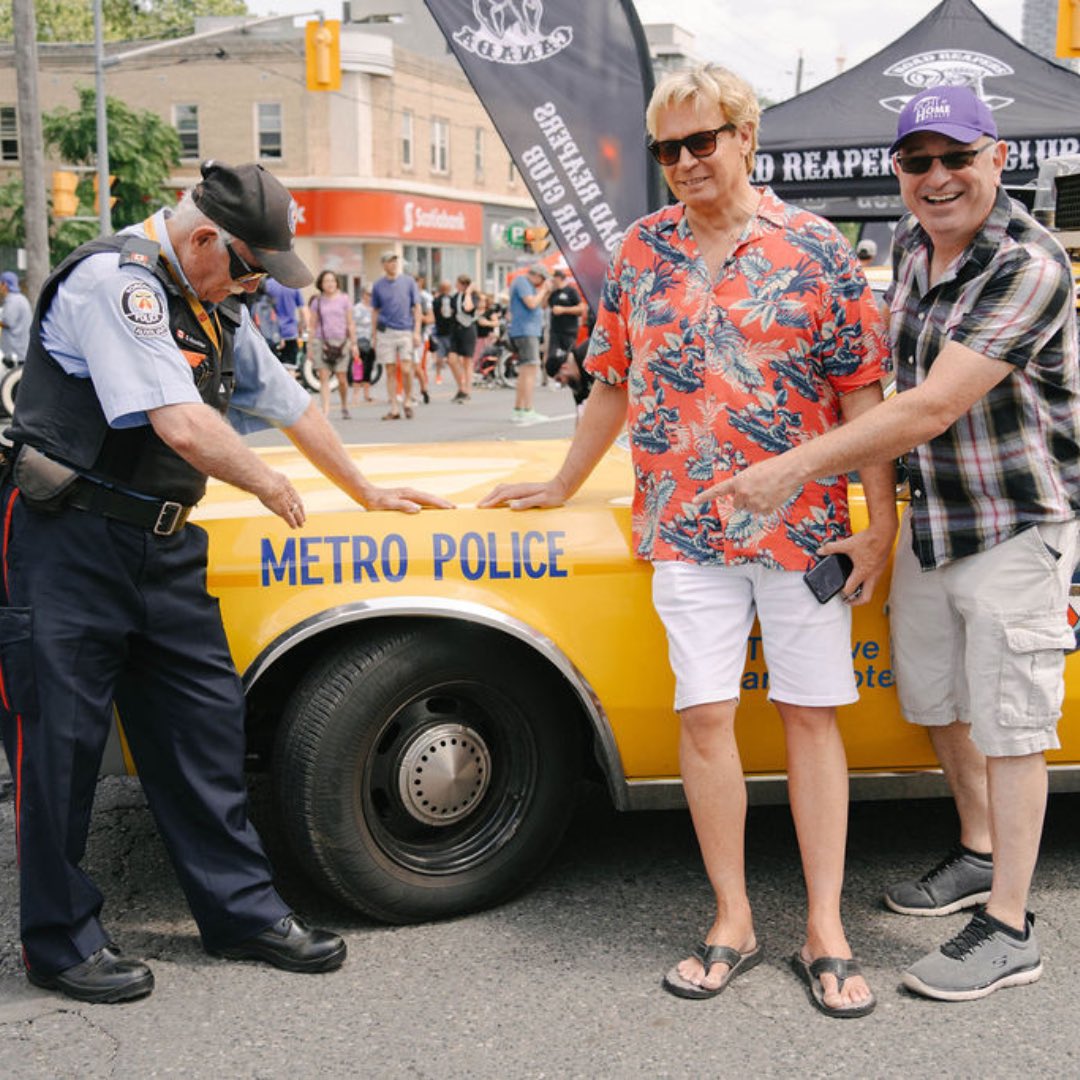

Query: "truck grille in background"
left=1057, top=173, right=1080, bottom=230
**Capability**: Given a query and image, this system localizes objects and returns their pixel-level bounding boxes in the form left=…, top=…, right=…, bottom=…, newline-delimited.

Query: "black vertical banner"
left=422, top=0, right=657, bottom=312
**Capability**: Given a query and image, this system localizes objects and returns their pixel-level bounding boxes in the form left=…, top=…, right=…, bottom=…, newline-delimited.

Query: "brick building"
left=0, top=16, right=540, bottom=296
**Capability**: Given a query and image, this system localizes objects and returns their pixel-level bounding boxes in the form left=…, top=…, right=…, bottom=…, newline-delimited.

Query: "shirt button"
left=913, top=488, right=923, bottom=498
left=906, top=356, right=915, bottom=365
left=917, top=311, right=926, bottom=321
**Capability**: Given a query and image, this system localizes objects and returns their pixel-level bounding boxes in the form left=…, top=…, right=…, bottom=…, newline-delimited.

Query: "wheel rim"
left=397, top=721, right=492, bottom=826
left=360, top=678, right=537, bottom=876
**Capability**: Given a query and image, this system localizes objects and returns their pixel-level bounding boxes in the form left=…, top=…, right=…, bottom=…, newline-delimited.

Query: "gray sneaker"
left=884, top=847, right=993, bottom=916
left=902, top=910, right=1042, bottom=1001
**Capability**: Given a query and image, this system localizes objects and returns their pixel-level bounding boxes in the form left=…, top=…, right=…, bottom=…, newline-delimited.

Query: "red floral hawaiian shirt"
left=585, top=188, right=890, bottom=570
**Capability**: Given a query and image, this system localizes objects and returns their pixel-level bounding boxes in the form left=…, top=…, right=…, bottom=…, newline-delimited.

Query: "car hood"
left=194, top=438, right=635, bottom=520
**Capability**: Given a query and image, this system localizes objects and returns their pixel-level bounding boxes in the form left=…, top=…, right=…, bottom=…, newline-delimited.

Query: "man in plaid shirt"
left=704, top=86, right=1080, bottom=1001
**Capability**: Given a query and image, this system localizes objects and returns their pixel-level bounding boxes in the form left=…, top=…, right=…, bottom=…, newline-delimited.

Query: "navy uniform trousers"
left=0, top=485, right=289, bottom=976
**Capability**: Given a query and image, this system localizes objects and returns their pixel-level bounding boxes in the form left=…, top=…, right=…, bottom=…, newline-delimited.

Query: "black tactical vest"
left=10, top=233, right=237, bottom=504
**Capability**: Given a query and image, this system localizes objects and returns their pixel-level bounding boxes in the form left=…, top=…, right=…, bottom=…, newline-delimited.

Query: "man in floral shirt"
left=481, top=65, right=895, bottom=1017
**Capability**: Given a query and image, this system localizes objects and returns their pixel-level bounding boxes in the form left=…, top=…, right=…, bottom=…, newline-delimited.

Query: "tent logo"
left=879, top=50, right=1015, bottom=113
left=453, top=1, right=573, bottom=66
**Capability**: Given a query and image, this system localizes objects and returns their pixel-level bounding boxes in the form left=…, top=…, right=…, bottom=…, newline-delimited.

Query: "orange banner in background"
left=292, top=190, right=484, bottom=245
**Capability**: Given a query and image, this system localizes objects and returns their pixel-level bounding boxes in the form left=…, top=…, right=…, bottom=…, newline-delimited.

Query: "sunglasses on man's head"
left=224, top=240, right=267, bottom=284
left=892, top=141, right=994, bottom=175
left=647, top=124, right=736, bottom=166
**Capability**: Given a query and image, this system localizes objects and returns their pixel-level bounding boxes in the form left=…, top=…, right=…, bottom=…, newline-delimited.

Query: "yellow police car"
left=167, top=438, right=1080, bottom=925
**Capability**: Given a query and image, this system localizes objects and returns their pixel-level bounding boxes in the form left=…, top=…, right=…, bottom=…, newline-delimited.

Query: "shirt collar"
left=663, top=185, right=782, bottom=247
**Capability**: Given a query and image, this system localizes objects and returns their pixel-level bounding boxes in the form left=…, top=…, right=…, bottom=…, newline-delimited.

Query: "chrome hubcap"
left=398, top=722, right=492, bottom=826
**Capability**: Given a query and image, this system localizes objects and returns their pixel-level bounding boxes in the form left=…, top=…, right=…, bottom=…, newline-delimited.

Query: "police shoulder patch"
left=118, top=236, right=160, bottom=270
left=120, top=280, right=168, bottom=338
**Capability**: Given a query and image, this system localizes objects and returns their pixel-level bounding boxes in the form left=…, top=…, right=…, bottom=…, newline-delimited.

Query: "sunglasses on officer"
left=224, top=239, right=268, bottom=284
left=892, top=141, right=994, bottom=175
left=647, top=124, right=736, bottom=166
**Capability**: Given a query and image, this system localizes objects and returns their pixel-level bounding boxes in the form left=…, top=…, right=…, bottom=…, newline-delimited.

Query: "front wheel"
left=299, top=349, right=320, bottom=393
left=273, top=625, right=580, bottom=923
left=0, top=366, right=22, bottom=417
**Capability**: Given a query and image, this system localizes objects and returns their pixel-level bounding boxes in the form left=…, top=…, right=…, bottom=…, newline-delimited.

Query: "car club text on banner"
left=422, top=0, right=659, bottom=313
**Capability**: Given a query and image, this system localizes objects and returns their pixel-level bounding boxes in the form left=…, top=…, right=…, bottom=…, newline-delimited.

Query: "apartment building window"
left=173, top=104, right=199, bottom=160
left=0, top=107, right=18, bottom=163
left=402, top=110, right=414, bottom=169
left=430, top=118, right=449, bottom=175
left=474, top=127, right=484, bottom=181
left=257, top=103, right=283, bottom=160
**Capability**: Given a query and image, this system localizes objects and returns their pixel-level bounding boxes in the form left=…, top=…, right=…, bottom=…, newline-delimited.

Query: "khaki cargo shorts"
left=888, top=510, right=1079, bottom=757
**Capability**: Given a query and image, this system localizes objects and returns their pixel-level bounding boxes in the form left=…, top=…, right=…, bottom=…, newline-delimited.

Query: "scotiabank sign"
left=292, top=190, right=483, bottom=245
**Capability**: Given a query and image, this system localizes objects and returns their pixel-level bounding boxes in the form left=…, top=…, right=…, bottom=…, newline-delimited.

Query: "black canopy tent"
left=755, top=0, right=1080, bottom=220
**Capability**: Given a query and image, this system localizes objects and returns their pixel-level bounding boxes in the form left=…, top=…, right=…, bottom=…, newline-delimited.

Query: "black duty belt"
left=66, top=479, right=193, bottom=536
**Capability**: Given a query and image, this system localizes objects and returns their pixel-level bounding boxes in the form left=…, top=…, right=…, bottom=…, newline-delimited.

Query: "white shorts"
left=889, top=510, right=1079, bottom=757
left=651, top=560, right=858, bottom=712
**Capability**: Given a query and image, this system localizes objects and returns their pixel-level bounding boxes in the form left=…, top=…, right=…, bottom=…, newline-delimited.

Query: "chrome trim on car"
left=242, top=596, right=632, bottom=809
left=623, top=765, right=1080, bottom=811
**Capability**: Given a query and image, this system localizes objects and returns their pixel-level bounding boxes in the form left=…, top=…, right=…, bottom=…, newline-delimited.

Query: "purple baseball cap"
left=889, top=86, right=998, bottom=155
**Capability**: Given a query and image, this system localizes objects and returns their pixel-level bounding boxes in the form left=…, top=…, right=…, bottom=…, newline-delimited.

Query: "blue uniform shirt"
left=41, top=210, right=310, bottom=435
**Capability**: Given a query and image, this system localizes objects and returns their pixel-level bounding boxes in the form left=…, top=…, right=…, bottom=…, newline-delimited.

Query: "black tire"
left=273, top=625, right=580, bottom=923
left=0, top=366, right=21, bottom=417
left=299, top=350, right=320, bottom=393
left=501, top=352, right=518, bottom=388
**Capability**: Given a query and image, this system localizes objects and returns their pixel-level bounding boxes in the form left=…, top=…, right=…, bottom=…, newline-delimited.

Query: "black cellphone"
left=803, top=553, right=854, bottom=604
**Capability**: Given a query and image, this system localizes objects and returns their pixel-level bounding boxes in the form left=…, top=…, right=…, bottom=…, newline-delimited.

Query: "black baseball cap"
left=192, top=160, right=312, bottom=288
left=545, top=347, right=568, bottom=379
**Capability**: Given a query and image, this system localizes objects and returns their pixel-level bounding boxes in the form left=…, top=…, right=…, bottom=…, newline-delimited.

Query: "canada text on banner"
left=423, top=0, right=657, bottom=312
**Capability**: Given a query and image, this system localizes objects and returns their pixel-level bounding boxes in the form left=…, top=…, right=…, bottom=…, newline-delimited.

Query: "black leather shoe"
left=27, top=946, right=154, bottom=1004
left=217, top=915, right=346, bottom=973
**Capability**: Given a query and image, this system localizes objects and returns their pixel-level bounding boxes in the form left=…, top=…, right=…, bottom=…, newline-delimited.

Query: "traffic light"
left=1059, top=0, right=1080, bottom=57
left=93, top=173, right=117, bottom=214
left=524, top=225, right=550, bottom=253
left=306, top=19, right=342, bottom=91
left=51, top=170, right=79, bottom=218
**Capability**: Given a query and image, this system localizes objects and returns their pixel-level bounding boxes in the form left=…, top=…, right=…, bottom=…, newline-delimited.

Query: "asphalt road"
left=246, top=371, right=580, bottom=449
left=2, top=777, right=1080, bottom=1078
left=3, top=382, right=1080, bottom=1077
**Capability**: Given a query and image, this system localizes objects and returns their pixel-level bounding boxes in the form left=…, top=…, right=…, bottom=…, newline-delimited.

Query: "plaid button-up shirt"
left=887, top=187, right=1080, bottom=569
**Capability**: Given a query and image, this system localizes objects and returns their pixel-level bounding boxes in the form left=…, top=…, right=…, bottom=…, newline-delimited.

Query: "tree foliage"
left=46, top=87, right=182, bottom=261
left=0, top=87, right=184, bottom=263
left=1, top=0, right=249, bottom=44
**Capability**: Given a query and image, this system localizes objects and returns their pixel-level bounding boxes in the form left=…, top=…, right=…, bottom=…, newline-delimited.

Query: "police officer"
left=0, top=161, right=452, bottom=1005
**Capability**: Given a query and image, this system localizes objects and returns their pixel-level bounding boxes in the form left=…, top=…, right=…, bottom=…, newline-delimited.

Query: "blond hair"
left=645, top=65, right=760, bottom=176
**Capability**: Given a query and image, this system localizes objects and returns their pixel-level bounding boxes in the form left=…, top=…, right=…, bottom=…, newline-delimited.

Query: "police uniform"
left=0, top=208, right=310, bottom=977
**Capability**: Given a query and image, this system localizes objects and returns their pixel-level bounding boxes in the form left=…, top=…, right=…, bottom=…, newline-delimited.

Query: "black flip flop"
left=662, top=941, right=764, bottom=1000
left=790, top=952, right=876, bottom=1018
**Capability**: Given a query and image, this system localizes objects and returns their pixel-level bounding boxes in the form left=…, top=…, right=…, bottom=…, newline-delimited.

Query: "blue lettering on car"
left=262, top=530, right=567, bottom=586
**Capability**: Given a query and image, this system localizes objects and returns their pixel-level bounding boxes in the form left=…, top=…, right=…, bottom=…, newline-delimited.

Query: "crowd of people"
left=245, top=249, right=591, bottom=424
left=1, top=60, right=1077, bottom=1022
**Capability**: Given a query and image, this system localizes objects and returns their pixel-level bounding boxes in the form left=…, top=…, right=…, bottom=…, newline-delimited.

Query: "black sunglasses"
left=647, top=124, right=736, bottom=166
left=224, top=240, right=267, bottom=284
left=893, top=141, right=994, bottom=175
